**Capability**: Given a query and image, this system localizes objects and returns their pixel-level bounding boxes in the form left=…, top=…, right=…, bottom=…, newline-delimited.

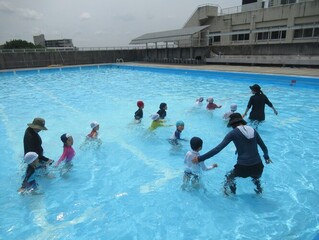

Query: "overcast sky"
left=0, top=0, right=242, bottom=48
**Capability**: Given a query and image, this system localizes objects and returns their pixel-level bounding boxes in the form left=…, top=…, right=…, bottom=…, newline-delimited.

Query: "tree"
left=1, top=39, right=44, bottom=49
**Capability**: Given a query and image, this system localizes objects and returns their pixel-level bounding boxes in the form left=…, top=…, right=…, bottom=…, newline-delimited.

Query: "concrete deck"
left=124, top=62, right=319, bottom=77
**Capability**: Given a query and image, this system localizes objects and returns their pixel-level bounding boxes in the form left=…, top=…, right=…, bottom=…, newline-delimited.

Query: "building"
left=130, top=0, right=319, bottom=66
left=33, top=34, right=74, bottom=49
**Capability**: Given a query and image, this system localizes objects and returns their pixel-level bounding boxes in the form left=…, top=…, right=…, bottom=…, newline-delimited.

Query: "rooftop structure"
left=130, top=0, right=318, bottom=48
left=33, top=34, right=74, bottom=49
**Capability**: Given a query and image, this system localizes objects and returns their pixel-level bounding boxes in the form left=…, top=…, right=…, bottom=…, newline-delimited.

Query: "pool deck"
left=124, top=62, right=319, bottom=77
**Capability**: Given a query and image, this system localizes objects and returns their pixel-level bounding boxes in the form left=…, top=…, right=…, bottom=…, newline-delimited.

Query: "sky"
left=0, top=0, right=242, bottom=48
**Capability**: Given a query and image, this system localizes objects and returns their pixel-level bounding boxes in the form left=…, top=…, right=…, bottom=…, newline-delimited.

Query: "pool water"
left=0, top=65, right=318, bottom=239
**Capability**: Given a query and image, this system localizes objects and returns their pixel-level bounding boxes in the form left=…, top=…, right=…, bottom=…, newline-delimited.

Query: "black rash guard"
left=23, top=127, right=49, bottom=163
left=157, top=109, right=166, bottom=119
left=134, top=108, right=143, bottom=120
left=247, top=93, right=273, bottom=121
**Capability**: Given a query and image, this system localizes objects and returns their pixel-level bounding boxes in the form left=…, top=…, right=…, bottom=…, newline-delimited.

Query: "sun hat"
left=207, top=97, right=214, bottom=103
left=27, top=117, right=47, bottom=130
left=227, top=113, right=247, bottom=127
left=190, top=137, right=203, bottom=151
left=159, top=103, right=167, bottom=109
left=176, top=120, right=184, bottom=127
left=230, top=104, right=237, bottom=111
left=24, top=152, right=39, bottom=165
left=60, top=133, right=71, bottom=143
left=137, top=101, right=144, bottom=108
left=151, top=113, right=160, bottom=120
left=249, top=84, right=261, bottom=92
left=90, top=121, right=99, bottom=129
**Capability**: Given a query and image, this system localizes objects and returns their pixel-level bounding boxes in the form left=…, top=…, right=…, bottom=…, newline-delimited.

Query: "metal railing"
left=220, top=0, right=314, bottom=15
left=0, top=46, right=147, bottom=53
left=0, top=43, right=210, bottom=53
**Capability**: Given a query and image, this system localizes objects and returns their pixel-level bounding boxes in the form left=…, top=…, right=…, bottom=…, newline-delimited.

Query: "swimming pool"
left=0, top=64, right=318, bottom=239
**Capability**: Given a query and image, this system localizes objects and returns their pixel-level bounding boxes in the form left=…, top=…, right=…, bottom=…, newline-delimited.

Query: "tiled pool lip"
left=1, top=62, right=319, bottom=77
left=1, top=63, right=319, bottom=87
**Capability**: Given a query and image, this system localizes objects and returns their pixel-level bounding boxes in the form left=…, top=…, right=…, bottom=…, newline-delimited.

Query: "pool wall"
left=0, top=47, right=210, bottom=70
left=1, top=64, right=318, bottom=89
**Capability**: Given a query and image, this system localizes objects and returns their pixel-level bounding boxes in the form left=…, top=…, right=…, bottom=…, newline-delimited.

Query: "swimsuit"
left=56, top=146, right=75, bottom=166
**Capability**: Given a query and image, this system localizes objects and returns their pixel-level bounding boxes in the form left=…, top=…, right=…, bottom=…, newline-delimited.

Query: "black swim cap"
left=190, top=137, right=203, bottom=151
left=159, top=102, right=167, bottom=109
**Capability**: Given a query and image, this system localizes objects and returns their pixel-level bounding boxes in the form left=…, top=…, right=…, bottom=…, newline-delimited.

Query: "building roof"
left=130, top=25, right=210, bottom=44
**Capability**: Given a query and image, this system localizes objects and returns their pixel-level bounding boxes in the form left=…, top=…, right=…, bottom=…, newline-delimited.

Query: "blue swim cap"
left=176, top=120, right=184, bottom=127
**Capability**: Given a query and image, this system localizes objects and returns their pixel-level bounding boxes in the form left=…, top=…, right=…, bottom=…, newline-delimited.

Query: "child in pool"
left=134, top=100, right=144, bottom=123
left=195, top=97, right=204, bottom=106
left=157, top=102, right=167, bottom=119
left=18, top=152, right=41, bottom=193
left=55, top=133, right=75, bottom=167
left=149, top=113, right=172, bottom=131
left=182, top=137, right=218, bottom=190
left=223, top=104, right=238, bottom=121
left=87, top=121, right=99, bottom=139
left=206, top=97, right=222, bottom=110
left=169, top=120, right=186, bottom=145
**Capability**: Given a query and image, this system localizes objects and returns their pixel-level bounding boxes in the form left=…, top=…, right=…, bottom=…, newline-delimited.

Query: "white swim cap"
left=230, top=104, right=237, bottom=111
left=151, top=114, right=160, bottom=120
left=24, top=152, right=38, bottom=165
left=90, top=121, right=99, bottom=129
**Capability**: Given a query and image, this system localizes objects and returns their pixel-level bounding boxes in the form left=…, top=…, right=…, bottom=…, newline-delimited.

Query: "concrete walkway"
left=124, top=62, right=319, bottom=77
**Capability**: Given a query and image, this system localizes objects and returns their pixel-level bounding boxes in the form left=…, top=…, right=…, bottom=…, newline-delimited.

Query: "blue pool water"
left=0, top=65, right=318, bottom=239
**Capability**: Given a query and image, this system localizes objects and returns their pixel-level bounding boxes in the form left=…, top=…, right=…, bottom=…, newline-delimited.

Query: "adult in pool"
left=192, top=113, right=272, bottom=195
left=23, top=117, right=54, bottom=166
left=242, top=84, right=278, bottom=128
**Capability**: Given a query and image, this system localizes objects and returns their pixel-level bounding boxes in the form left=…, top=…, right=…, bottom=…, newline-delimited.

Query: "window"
left=257, top=32, right=269, bottom=40
left=232, top=33, right=249, bottom=41
left=232, top=35, right=237, bottom=41
left=271, top=31, right=279, bottom=39
left=209, top=37, right=213, bottom=45
left=209, top=32, right=221, bottom=45
left=294, top=26, right=318, bottom=39
left=281, top=30, right=286, bottom=39
left=256, top=29, right=286, bottom=41
left=294, top=29, right=303, bottom=38
left=303, top=28, right=313, bottom=38
left=213, top=36, right=221, bottom=42
left=281, top=0, right=296, bottom=4
left=208, top=35, right=221, bottom=45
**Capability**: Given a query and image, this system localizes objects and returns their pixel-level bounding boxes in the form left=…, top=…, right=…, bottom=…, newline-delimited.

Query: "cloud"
left=0, top=2, right=42, bottom=20
left=31, top=27, right=43, bottom=35
left=113, top=13, right=136, bottom=22
left=94, top=31, right=104, bottom=36
left=17, top=8, right=43, bottom=20
left=80, top=12, right=91, bottom=20
left=0, top=1, right=15, bottom=13
left=73, top=31, right=82, bottom=36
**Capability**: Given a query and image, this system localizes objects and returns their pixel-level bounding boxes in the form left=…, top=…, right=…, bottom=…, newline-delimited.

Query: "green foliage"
left=1, top=39, right=44, bottom=49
